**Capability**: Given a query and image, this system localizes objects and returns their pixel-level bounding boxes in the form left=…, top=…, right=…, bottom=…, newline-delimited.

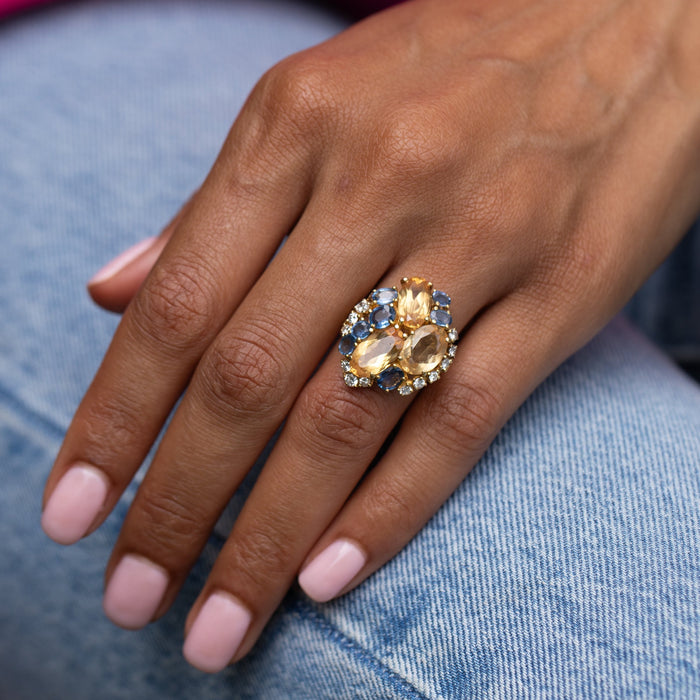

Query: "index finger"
left=41, top=98, right=312, bottom=544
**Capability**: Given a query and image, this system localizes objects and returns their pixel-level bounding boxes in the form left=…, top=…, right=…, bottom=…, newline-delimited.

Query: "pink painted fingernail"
left=41, top=463, right=109, bottom=545
left=103, top=555, right=169, bottom=629
left=298, top=538, right=366, bottom=603
left=183, top=592, right=252, bottom=673
left=88, top=235, right=158, bottom=285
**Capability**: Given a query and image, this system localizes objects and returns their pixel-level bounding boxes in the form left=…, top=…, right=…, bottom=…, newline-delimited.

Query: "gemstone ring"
left=338, top=276, right=458, bottom=394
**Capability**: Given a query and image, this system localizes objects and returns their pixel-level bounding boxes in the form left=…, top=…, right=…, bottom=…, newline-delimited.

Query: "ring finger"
left=173, top=258, right=518, bottom=671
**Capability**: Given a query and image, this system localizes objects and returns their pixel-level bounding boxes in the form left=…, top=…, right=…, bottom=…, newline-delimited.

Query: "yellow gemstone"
left=349, top=327, right=403, bottom=378
left=398, top=324, right=448, bottom=375
left=397, top=277, right=432, bottom=330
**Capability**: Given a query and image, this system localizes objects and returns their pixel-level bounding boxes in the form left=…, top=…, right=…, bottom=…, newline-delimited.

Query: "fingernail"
left=183, top=592, right=252, bottom=673
left=298, top=538, right=366, bottom=603
left=103, top=555, right=169, bottom=629
left=41, top=464, right=109, bottom=545
left=88, top=235, right=158, bottom=285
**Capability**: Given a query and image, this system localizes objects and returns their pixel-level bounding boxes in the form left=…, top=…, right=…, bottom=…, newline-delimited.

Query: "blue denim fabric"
left=1, top=2, right=699, bottom=698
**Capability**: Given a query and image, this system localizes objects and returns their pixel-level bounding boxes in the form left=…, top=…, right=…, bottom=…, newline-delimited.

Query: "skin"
left=45, top=0, right=700, bottom=670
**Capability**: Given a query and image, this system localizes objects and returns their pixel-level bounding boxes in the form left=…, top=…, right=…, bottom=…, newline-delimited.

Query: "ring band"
left=338, top=276, right=458, bottom=394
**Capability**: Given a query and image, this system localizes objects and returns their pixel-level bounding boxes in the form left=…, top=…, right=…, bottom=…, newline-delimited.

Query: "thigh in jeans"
left=1, top=2, right=699, bottom=698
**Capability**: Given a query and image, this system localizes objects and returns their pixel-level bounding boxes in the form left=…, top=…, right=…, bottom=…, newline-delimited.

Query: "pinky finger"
left=298, top=291, right=578, bottom=603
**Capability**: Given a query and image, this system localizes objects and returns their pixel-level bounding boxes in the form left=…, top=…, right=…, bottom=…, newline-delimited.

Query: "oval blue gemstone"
left=376, top=366, right=405, bottom=391
left=338, top=335, right=356, bottom=355
left=432, top=290, right=451, bottom=307
left=430, top=309, right=452, bottom=327
left=351, top=320, right=371, bottom=340
left=370, top=304, right=396, bottom=329
left=371, top=288, right=398, bottom=305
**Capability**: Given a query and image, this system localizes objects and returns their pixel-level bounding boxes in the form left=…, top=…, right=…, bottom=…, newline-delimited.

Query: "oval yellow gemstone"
left=397, top=277, right=432, bottom=330
left=398, top=324, right=448, bottom=375
left=349, top=327, right=403, bottom=378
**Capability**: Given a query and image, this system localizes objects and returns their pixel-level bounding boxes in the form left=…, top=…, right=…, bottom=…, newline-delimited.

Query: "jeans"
left=1, top=1, right=699, bottom=698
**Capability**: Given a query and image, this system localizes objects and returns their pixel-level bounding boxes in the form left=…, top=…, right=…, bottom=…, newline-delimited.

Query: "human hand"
left=43, top=0, right=700, bottom=673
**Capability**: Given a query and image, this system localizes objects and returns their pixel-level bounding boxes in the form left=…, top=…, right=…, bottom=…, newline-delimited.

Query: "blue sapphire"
left=370, top=304, right=396, bottom=329
left=351, top=320, right=371, bottom=340
left=338, top=335, right=356, bottom=355
left=376, top=366, right=405, bottom=391
left=371, top=288, right=398, bottom=305
left=432, top=290, right=451, bottom=307
left=430, top=309, right=452, bottom=327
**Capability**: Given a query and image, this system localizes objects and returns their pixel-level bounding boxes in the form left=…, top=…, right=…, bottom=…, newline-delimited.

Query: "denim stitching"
left=296, top=598, right=430, bottom=699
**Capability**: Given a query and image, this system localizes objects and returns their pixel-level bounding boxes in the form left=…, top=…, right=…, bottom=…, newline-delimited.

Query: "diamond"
left=430, top=308, right=452, bottom=327
left=398, top=384, right=413, bottom=396
left=347, top=311, right=359, bottom=325
left=344, top=372, right=359, bottom=387
left=342, top=323, right=352, bottom=335
left=447, top=345, right=457, bottom=357
left=355, top=299, right=370, bottom=314
left=428, top=370, right=440, bottom=383
left=448, top=328, right=459, bottom=343
left=397, top=277, right=432, bottom=330
left=349, top=327, right=403, bottom=378
left=413, top=376, right=426, bottom=390
left=398, top=324, right=448, bottom=376
left=376, top=366, right=405, bottom=391
left=341, top=359, right=351, bottom=371
left=358, top=376, right=371, bottom=387
left=372, top=288, right=398, bottom=305
left=432, top=290, right=451, bottom=307
left=338, top=335, right=356, bottom=355
left=440, top=357, right=452, bottom=370
left=370, top=304, right=396, bottom=329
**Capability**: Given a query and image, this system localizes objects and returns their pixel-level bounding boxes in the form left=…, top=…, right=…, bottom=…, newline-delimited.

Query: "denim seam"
left=0, top=380, right=66, bottom=441
left=296, top=598, right=429, bottom=699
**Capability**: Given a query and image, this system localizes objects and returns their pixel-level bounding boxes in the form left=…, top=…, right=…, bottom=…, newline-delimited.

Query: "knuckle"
left=135, top=488, right=206, bottom=563
left=294, top=382, right=381, bottom=460
left=80, top=394, right=143, bottom=468
left=228, top=524, right=291, bottom=589
left=364, top=480, right=415, bottom=525
left=373, top=103, right=460, bottom=181
left=198, top=322, right=288, bottom=420
left=426, top=368, right=503, bottom=452
left=131, top=256, right=218, bottom=352
left=257, top=53, right=336, bottom=134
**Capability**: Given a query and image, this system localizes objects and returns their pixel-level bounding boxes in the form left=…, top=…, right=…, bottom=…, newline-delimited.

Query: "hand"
left=42, top=0, right=700, bottom=673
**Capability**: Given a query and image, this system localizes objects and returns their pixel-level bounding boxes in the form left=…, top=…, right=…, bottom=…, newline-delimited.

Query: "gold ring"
left=338, top=276, right=458, bottom=394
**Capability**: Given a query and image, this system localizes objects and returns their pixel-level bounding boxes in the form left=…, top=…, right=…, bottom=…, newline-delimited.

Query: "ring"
left=338, top=276, right=458, bottom=394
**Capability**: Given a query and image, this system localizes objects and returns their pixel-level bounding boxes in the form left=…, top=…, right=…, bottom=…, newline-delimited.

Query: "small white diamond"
left=341, top=359, right=351, bottom=371
left=428, top=371, right=440, bottom=383
left=413, top=377, right=426, bottom=390
left=358, top=376, right=371, bottom=387
left=440, top=358, right=452, bottom=370
left=355, top=299, right=370, bottom=314
left=447, top=345, right=457, bottom=357
left=347, top=311, right=359, bottom=325
left=342, top=323, right=353, bottom=335
left=344, top=372, right=359, bottom=387
left=448, top=328, right=459, bottom=343
left=398, top=384, right=413, bottom=396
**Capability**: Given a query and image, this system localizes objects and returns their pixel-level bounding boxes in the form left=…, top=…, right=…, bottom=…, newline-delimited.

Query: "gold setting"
left=338, top=277, right=458, bottom=394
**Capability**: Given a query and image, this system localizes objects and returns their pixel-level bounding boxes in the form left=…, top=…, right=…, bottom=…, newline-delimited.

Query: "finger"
left=100, top=194, right=396, bottom=630
left=296, top=289, right=577, bottom=603
left=172, top=264, right=516, bottom=671
left=87, top=191, right=198, bottom=313
left=41, top=92, right=314, bottom=546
